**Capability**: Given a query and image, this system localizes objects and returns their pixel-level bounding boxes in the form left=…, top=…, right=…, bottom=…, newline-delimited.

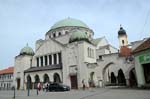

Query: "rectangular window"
left=45, top=56, right=47, bottom=66
left=58, top=52, right=62, bottom=64
left=54, top=54, right=57, bottom=64
left=36, top=57, right=39, bottom=67
left=40, top=56, right=43, bottom=67
left=49, top=55, right=52, bottom=65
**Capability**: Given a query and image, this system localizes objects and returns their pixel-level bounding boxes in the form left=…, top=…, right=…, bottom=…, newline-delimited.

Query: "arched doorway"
left=34, top=75, right=40, bottom=89
left=27, top=75, right=32, bottom=89
left=89, top=72, right=95, bottom=87
left=43, top=74, right=50, bottom=83
left=102, top=62, right=114, bottom=85
left=16, top=78, right=20, bottom=90
left=53, top=73, right=61, bottom=83
left=111, top=72, right=116, bottom=84
left=129, top=68, right=137, bottom=87
left=118, top=69, right=126, bottom=86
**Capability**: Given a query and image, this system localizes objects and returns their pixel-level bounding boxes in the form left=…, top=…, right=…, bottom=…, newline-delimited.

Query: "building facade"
left=0, top=67, right=14, bottom=90
left=133, top=38, right=150, bottom=87
left=14, top=18, right=135, bottom=90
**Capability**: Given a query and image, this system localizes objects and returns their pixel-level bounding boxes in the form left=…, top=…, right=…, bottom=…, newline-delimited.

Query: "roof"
left=0, top=67, right=14, bottom=75
left=24, top=64, right=62, bottom=73
left=132, top=38, right=150, bottom=53
left=69, top=30, right=88, bottom=43
left=91, top=37, right=103, bottom=45
left=119, top=46, right=131, bottom=57
left=118, top=26, right=127, bottom=36
left=20, top=44, right=34, bottom=55
left=51, top=18, right=89, bottom=29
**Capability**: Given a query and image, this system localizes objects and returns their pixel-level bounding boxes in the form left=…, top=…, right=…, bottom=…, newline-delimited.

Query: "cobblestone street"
left=0, top=88, right=150, bottom=99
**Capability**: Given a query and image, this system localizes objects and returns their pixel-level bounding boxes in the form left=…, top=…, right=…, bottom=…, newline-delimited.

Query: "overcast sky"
left=0, top=0, right=150, bottom=69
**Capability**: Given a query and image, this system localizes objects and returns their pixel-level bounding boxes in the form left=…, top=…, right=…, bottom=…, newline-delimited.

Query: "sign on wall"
left=139, top=54, right=150, bottom=63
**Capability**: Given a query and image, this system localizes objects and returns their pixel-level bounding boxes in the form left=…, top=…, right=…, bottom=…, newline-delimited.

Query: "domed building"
left=14, top=18, right=135, bottom=90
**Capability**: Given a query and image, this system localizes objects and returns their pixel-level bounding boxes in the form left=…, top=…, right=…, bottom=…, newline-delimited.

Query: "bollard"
left=13, top=86, right=15, bottom=99
left=37, top=88, right=39, bottom=95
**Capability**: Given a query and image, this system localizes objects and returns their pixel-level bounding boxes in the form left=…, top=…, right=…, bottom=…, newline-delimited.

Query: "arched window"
left=53, top=73, right=61, bottom=83
left=53, top=33, right=56, bottom=38
left=111, top=72, right=116, bottom=84
left=43, top=74, right=50, bottom=83
left=65, top=31, right=68, bottom=34
left=27, top=75, right=32, bottom=89
left=122, top=40, right=124, bottom=45
left=118, top=69, right=126, bottom=85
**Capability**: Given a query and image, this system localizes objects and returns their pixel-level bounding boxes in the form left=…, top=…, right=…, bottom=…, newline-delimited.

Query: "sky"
left=0, top=0, right=150, bottom=69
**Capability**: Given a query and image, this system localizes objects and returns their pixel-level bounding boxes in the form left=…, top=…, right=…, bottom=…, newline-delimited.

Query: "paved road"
left=0, top=88, right=150, bottom=99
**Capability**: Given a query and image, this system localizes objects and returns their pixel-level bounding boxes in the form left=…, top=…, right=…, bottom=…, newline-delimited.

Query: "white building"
left=0, top=67, right=14, bottom=90
left=14, top=18, right=135, bottom=90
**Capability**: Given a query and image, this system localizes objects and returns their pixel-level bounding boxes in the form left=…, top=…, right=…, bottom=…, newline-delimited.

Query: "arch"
left=27, top=75, right=32, bottom=89
left=102, top=62, right=114, bottom=84
left=129, top=68, right=137, bottom=87
left=118, top=69, right=126, bottom=86
left=34, top=74, right=40, bottom=89
left=111, top=72, right=116, bottom=84
left=53, top=73, right=61, bottom=83
left=89, top=72, right=96, bottom=87
left=43, top=74, right=50, bottom=83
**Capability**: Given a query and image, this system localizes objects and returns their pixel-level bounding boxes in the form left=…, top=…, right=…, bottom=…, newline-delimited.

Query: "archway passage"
left=34, top=75, right=40, bottom=89
left=43, top=74, right=50, bottom=83
left=53, top=73, right=61, bottom=83
left=27, top=75, right=32, bottom=89
left=118, top=69, right=126, bottom=86
left=111, top=72, right=116, bottom=84
left=129, top=68, right=137, bottom=87
left=89, top=72, right=95, bottom=87
left=17, top=78, right=20, bottom=90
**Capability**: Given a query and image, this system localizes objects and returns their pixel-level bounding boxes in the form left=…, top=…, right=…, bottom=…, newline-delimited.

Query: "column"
left=43, top=56, right=45, bottom=66
left=52, top=54, right=54, bottom=65
left=57, top=53, right=59, bottom=64
left=39, top=57, right=41, bottom=67
left=47, top=55, right=49, bottom=66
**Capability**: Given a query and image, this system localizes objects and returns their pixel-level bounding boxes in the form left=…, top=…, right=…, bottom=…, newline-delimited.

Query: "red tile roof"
left=119, top=46, right=131, bottom=57
left=0, top=67, right=14, bottom=75
left=132, top=38, right=150, bottom=53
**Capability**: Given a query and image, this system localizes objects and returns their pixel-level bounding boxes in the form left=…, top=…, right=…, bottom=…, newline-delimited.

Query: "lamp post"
left=12, top=84, right=15, bottom=99
left=27, top=78, right=30, bottom=96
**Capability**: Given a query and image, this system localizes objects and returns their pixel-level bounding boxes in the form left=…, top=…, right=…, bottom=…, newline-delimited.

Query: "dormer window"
left=99, top=56, right=102, bottom=60
left=53, top=33, right=56, bottom=38
left=65, top=31, right=68, bottom=34
left=58, top=32, right=61, bottom=36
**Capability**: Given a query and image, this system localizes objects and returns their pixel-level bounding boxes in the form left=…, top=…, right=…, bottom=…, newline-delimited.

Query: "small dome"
left=20, top=44, right=34, bottom=55
left=69, top=30, right=88, bottom=43
left=118, top=26, right=126, bottom=36
left=51, top=18, right=89, bottom=29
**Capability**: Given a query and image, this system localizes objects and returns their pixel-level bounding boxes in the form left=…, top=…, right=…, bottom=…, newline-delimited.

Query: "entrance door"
left=70, top=75, right=78, bottom=89
left=17, top=78, right=20, bottom=90
left=143, top=63, right=150, bottom=84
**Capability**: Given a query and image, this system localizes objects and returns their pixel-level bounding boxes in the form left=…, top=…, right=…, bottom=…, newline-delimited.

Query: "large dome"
left=51, top=18, right=89, bottom=29
left=20, top=44, right=34, bottom=55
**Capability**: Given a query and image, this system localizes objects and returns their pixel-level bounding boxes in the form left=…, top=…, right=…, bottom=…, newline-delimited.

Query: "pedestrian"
left=82, top=79, right=85, bottom=90
left=37, top=82, right=41, bottom=91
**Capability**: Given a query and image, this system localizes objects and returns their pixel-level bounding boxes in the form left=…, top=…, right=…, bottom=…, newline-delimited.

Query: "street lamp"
left=12, top=83, right=15, bottom=99
left=27, top=77, right=30, bottom=96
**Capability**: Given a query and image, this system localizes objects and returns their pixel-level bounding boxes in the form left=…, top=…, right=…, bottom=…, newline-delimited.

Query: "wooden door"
left=70, top=75, right=78, bottom=89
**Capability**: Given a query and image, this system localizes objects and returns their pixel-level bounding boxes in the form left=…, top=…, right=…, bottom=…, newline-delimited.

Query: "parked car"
left=48, top=83, right=70, bottom=92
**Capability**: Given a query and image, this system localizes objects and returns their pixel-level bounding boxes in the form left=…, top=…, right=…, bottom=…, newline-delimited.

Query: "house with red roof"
left=132, top=38, right=150, bottom=87
left=0, top=67, right=14, bottom=90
